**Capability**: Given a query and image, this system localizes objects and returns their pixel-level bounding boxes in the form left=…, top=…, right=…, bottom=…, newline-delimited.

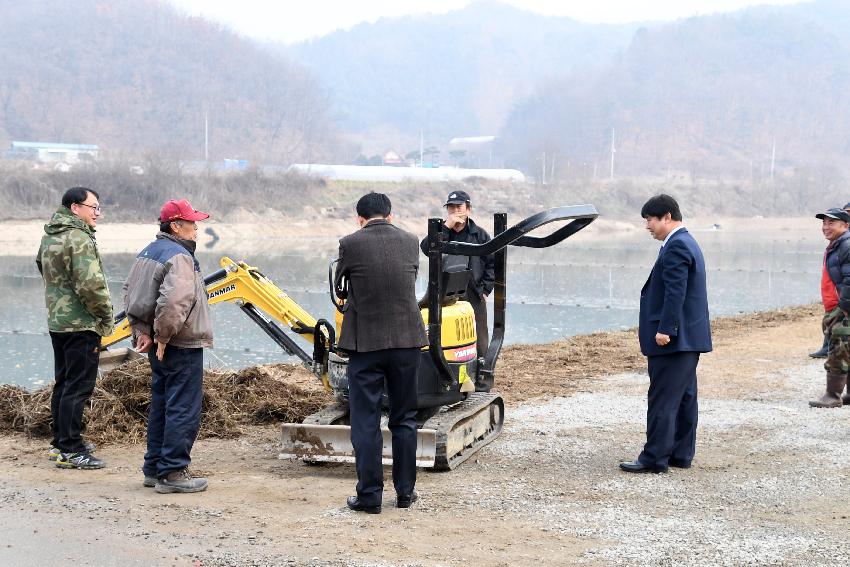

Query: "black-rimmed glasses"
left=77, top=203, right=102, bottom=213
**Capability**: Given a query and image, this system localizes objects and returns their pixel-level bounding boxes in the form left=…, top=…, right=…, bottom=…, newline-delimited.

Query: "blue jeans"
left=144, top=346, right=203, bottom=478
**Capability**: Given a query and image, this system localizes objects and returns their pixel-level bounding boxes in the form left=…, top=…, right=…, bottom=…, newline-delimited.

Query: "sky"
left=167, top=0, right=806, bottom=44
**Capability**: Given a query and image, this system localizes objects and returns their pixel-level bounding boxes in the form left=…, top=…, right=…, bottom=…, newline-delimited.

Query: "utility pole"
left=541, top=151, right=546, bottom=184
left=419, top=131, right=424, bottom=168
left=204, top=112, right=209, bottom=162
left=770, top=137, right=776, bottom=181
left=610, top=128, right=616, bottom=180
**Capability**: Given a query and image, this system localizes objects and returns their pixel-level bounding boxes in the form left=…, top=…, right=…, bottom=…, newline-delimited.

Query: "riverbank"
left=1, top=303, right=845, bottom=566
left=0, top=215, right=822, bottom=256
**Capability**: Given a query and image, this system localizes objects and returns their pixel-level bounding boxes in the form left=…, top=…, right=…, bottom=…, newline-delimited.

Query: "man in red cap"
left=123, top=199, right=213, bottom=492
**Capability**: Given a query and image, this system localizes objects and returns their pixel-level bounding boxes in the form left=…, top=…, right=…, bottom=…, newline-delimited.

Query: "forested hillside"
left=3, top=0, right=849, bottom=181
left=289, top=0, right=637, bottom=150
left=0, top=0, right=338, bottom=163
left=500, top=1, right=850, bottom=178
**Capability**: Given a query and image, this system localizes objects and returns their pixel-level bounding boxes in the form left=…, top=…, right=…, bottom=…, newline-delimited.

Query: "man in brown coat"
left=335, top=192, right=427, bottom=514
left=123, top=199, right=213, bottom=493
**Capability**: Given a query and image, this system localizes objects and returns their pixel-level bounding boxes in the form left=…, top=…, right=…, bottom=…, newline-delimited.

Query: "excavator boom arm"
left=100, top=257, right=330, bottom=384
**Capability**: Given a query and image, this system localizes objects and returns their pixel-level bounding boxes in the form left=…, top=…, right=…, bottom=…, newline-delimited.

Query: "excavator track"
left=424, top=392, right=504, bottom=471
left=280, top=393, right=504, bottom=471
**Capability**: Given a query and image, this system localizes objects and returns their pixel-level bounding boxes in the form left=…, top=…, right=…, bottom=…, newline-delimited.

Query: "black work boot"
left=809, top=372, right=846, bottom=408
left=810, top=334, right=830, bottom=358
left=809, top=346, right=828, bottom=358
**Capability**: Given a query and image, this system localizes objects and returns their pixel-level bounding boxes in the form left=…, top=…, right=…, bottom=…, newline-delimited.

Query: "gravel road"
left=1, top=313, right=848, bottom=566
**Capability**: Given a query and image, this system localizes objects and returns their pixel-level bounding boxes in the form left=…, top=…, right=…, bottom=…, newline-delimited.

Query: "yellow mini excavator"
left=101, top=205, right=598, bottom=470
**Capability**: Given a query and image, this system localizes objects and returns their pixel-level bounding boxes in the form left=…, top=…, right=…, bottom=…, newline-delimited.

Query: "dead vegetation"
left=0, top=358, right=331, bottom=445
left=495, top=303, right=821, bottom=403
left=0, top=304, right=820, bottom=445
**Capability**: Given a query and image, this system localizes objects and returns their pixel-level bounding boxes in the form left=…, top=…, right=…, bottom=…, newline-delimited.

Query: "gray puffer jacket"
left=122, top=232, right=213, bottom=348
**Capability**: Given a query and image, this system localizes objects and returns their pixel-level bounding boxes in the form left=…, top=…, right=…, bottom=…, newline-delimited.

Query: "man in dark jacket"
left=809, top=207, right=850, bottom=408
left=621, top=195, right=712, bottom=474
left=809, top=202, right=850, bottom=359
left=420, top=190, right=495, bottom=388
left=37, top=187, right=113, bottom=470
left=336, top=192, right=428, bottom=514
left=123, top=199, right=213, bottom=493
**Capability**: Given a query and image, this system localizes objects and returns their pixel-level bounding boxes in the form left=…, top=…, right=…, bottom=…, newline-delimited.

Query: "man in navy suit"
left=620, top=194, right=713, bottom=474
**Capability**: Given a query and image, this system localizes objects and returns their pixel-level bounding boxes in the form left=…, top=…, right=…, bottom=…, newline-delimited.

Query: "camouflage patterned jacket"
left=36, top=207, right=114, bottom=336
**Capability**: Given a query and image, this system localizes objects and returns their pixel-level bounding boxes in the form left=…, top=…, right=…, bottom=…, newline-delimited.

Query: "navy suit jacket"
left=639, top=228, right=712, bottom=357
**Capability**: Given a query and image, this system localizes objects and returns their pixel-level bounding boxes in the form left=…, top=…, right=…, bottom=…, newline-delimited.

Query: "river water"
left=2, top=224, right=823, bottom=388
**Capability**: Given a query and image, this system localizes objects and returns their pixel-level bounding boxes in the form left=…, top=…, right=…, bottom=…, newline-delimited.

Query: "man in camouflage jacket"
left=36, top=187, right=113, bottom=470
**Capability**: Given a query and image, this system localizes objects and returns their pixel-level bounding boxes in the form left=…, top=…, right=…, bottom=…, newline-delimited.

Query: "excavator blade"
left=279, top=424, right=438, bottom=468
left=98, top=347, right=144, bottom=374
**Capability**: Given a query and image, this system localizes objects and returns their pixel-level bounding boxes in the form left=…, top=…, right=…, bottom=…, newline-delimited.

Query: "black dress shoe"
left=619, top=460, right=667, bottom=474
left=346, top=496, right=381, bottom=514
left=396, top=490, right=419, bottom=509
left=668, top=459, right=692, bottom=469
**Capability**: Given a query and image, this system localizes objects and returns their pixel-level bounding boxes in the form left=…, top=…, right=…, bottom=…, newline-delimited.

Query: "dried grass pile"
left=0, top=358, right=333, bottom=445
left=496, top=303, right=822, bottom=404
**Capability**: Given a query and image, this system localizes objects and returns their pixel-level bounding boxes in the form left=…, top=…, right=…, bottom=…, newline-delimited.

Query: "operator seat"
left=418, top=254, right=471, bottom=308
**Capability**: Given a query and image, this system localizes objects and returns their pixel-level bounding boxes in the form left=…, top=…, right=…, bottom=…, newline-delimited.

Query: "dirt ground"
left=2, top=305, right=849, bottom=566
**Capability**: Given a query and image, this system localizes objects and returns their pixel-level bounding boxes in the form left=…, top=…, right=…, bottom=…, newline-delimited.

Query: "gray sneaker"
left=155, top=468, right=208, bottom=494
left=55, top=452, right=105, bottom=470
left=49, top=441, right=95, bottom=461
left=143, top=475, right=158, bottom=488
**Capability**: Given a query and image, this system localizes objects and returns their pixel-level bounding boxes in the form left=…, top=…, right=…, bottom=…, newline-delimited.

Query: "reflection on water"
left=2, top=227, right=822, bottom=387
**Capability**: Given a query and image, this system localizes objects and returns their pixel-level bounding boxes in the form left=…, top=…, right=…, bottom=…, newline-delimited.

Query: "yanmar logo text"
left=208, top=284, right=235, bottom=300
left=451, top=345, right=477, bottom=362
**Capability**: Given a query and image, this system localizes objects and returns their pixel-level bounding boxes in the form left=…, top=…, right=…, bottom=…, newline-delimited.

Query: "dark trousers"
left=638, top=352, right=700, bottom=469
left=467, top=290, right=489, bottom=358
left=50, top=330, right=101, bottom=453
left=144, top=346, right=204, bottom=478
left=347, top=348, right=420, bottom=506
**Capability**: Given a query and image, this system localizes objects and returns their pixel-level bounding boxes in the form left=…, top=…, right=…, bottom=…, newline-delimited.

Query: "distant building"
left=448, top=135, right=498, bottom=168
left=223, top=158, right=250, bottom=171
left=288, top=164, right=525, bottom=183
left=5, top=141, right=99, bottom=163
left=382, top=150, right=404, bottom=166
left=449, top=136, right=496, bottom=146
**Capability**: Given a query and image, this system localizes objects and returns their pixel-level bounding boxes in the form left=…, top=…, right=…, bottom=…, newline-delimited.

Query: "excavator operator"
left=420, top=190, right=495, bottom=390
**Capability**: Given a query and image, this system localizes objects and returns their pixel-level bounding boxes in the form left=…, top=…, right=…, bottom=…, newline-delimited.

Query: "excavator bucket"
left=279, top=424, right=438, bottom=468
left=98, top=347, right=144, bottom=374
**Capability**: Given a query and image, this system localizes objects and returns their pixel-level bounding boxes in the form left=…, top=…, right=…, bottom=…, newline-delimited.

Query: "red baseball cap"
left=159, top=199, right=210, bottom=222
